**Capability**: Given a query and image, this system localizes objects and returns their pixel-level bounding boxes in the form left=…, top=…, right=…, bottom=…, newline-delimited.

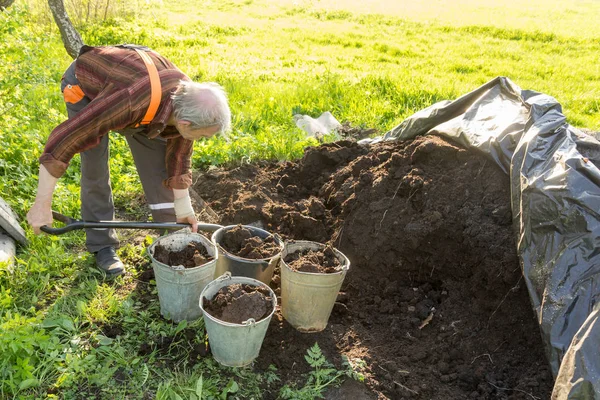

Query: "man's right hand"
left=173, top=188, right=198, bottom=232
left=27, top=200, right=53, bottom=235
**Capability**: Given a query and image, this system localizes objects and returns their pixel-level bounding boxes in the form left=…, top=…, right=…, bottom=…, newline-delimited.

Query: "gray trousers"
left=62, top=62, right=176, bottom=253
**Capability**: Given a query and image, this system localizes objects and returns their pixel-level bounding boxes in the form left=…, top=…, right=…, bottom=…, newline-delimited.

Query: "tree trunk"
left=0, top=0, right=15, bottom=10
left=47, top=0, right=84, bottom=59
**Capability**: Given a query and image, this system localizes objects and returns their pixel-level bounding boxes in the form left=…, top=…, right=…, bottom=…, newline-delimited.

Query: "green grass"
left=1, top=0, right=599, bottom=397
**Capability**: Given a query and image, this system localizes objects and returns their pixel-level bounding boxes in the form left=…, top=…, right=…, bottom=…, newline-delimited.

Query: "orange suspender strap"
left=63, top=84, right=86, bottom=104
left=133, top=48, right=162, bottom=127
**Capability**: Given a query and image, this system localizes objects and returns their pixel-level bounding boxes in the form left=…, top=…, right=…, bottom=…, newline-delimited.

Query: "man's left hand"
left=177, top=215, right=198, bottom=233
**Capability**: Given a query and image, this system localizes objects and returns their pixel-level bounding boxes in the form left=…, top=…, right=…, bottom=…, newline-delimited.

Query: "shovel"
left=40, top=211, right=223, bottom=235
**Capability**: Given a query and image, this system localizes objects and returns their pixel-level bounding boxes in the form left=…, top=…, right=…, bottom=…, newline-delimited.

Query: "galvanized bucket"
left=280, top=240, right=350, bottom=332
left=199, top=273, right=277, bottom=367
left=211, top=225, right=283, bottom=285
left=148, top=232, right=217, bottom=323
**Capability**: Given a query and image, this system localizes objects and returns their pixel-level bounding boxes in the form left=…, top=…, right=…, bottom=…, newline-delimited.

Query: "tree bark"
left=0, top=0, right=15, bottom=10
left=47, top=0, right=84, bottom=59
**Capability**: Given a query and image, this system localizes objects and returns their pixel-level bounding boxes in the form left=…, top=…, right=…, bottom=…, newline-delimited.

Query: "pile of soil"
left=202, top=283, right=274, bottom=324
left=194, top=136, right=553, bottom=399
left=153, top=241, right=212, bottom=268
left=220, top=224, right=280, bottom=259
left=284, top=245, right=342, bottom=273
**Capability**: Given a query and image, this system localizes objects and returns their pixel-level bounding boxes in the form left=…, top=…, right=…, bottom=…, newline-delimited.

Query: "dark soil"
left=153, top=241, right=212, bottom=268
left=284, top=245, right=342, bottom=273
left=220, top=224, right=280, bottom=259
left=194, top=136, right=554, bottom=399
left=202, top=283, right=274, bottom=324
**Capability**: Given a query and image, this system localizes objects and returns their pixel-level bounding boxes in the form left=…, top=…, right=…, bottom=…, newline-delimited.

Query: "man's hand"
left=27, top=165, right=59, bottom=235
left=27, top=200, right=53, bottom=235
left=177, top=215, right=198, bottom=233
left=173, top=188, right=197, bottom=232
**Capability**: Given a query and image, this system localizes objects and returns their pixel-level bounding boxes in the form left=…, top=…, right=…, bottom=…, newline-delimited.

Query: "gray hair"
left=171, top=81, right=231, bottom=134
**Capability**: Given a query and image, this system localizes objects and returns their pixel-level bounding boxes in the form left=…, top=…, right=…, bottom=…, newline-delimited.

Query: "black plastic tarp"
left=361, top=77, right=600, bottom=399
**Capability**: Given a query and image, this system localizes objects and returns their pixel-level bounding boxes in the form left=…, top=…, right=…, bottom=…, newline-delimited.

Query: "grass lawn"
left=1, top=0, right=599, bottom=398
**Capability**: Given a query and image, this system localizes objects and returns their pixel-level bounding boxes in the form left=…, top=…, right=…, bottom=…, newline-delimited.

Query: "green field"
left=1, top=0, right=599, bottom=398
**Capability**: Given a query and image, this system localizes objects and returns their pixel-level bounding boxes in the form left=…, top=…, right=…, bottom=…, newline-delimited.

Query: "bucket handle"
left=216, top=272, right=232, bottom=282
left=243, top=318, right=256, bottom=327
left=273, top=233, right=284, bottom=245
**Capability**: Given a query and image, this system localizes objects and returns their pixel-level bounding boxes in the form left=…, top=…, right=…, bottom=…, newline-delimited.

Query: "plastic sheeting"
left=361, top=77, right=600, bottom=399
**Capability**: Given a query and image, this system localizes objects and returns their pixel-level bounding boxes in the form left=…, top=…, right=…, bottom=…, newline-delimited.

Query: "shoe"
left=95, top=247, right=125, bottom=276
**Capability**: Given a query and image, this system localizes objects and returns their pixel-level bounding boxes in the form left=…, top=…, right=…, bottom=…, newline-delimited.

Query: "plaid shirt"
left=40, top=45, right=194, bottom=189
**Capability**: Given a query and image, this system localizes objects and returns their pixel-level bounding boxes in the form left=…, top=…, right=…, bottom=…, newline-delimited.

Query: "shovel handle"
left=40, top=211, right=222, bottom=235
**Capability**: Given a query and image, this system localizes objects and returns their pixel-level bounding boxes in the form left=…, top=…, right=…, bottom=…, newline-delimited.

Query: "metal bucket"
left=148, top=232, right=217, bottom=322
left=211, top=225, right=283, bottom=284
left=280, top=240, right=350, bottom=332
left=199, top=273, right=277, bottom=367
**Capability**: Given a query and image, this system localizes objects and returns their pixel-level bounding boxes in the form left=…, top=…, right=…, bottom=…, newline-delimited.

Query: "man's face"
left=176, top=121, right=220, bottom=140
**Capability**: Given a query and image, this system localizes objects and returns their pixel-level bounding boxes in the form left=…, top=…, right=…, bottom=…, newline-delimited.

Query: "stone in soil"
left=220, top=224, right=280, bottom=259
left=284, top=245, right=341, bottom=273
left=203, top=283, right=273, bottom=324
left=153, top=241, right=212, bottom=268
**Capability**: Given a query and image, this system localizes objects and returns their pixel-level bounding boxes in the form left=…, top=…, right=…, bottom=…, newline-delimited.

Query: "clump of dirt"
left=202, top=283, right=274, bottom=324
left=153, top=241, right=212, bottom=268
left=220, top=225, right=280, bottom=259
left=194, top=136, right=554, bottom=399
left=284, top=245, right=342, bottom=273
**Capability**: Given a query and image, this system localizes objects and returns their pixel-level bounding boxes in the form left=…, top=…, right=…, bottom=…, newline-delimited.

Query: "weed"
left=279, top=343, right=364, bottom=399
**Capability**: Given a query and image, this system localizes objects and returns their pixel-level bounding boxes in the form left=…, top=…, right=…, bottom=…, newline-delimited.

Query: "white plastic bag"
left=293, top=111, right=342, bottom=139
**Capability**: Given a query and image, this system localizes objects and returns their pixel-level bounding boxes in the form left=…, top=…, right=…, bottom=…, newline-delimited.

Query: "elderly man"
left=27, top=44, right=231, bottom=276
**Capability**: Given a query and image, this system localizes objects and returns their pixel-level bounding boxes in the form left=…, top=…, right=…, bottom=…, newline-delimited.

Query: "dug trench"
left=190, top=135, right=553, bottom=399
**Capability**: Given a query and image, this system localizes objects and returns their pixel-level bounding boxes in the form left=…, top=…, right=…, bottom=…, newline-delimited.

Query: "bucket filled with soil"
left=148, top=232, right=217, bottom=322
left=211, top=224, right=283, bottom=284
left=200, top=272, right=277, bottom=367
left=280, top=240, right=350, bottom=332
